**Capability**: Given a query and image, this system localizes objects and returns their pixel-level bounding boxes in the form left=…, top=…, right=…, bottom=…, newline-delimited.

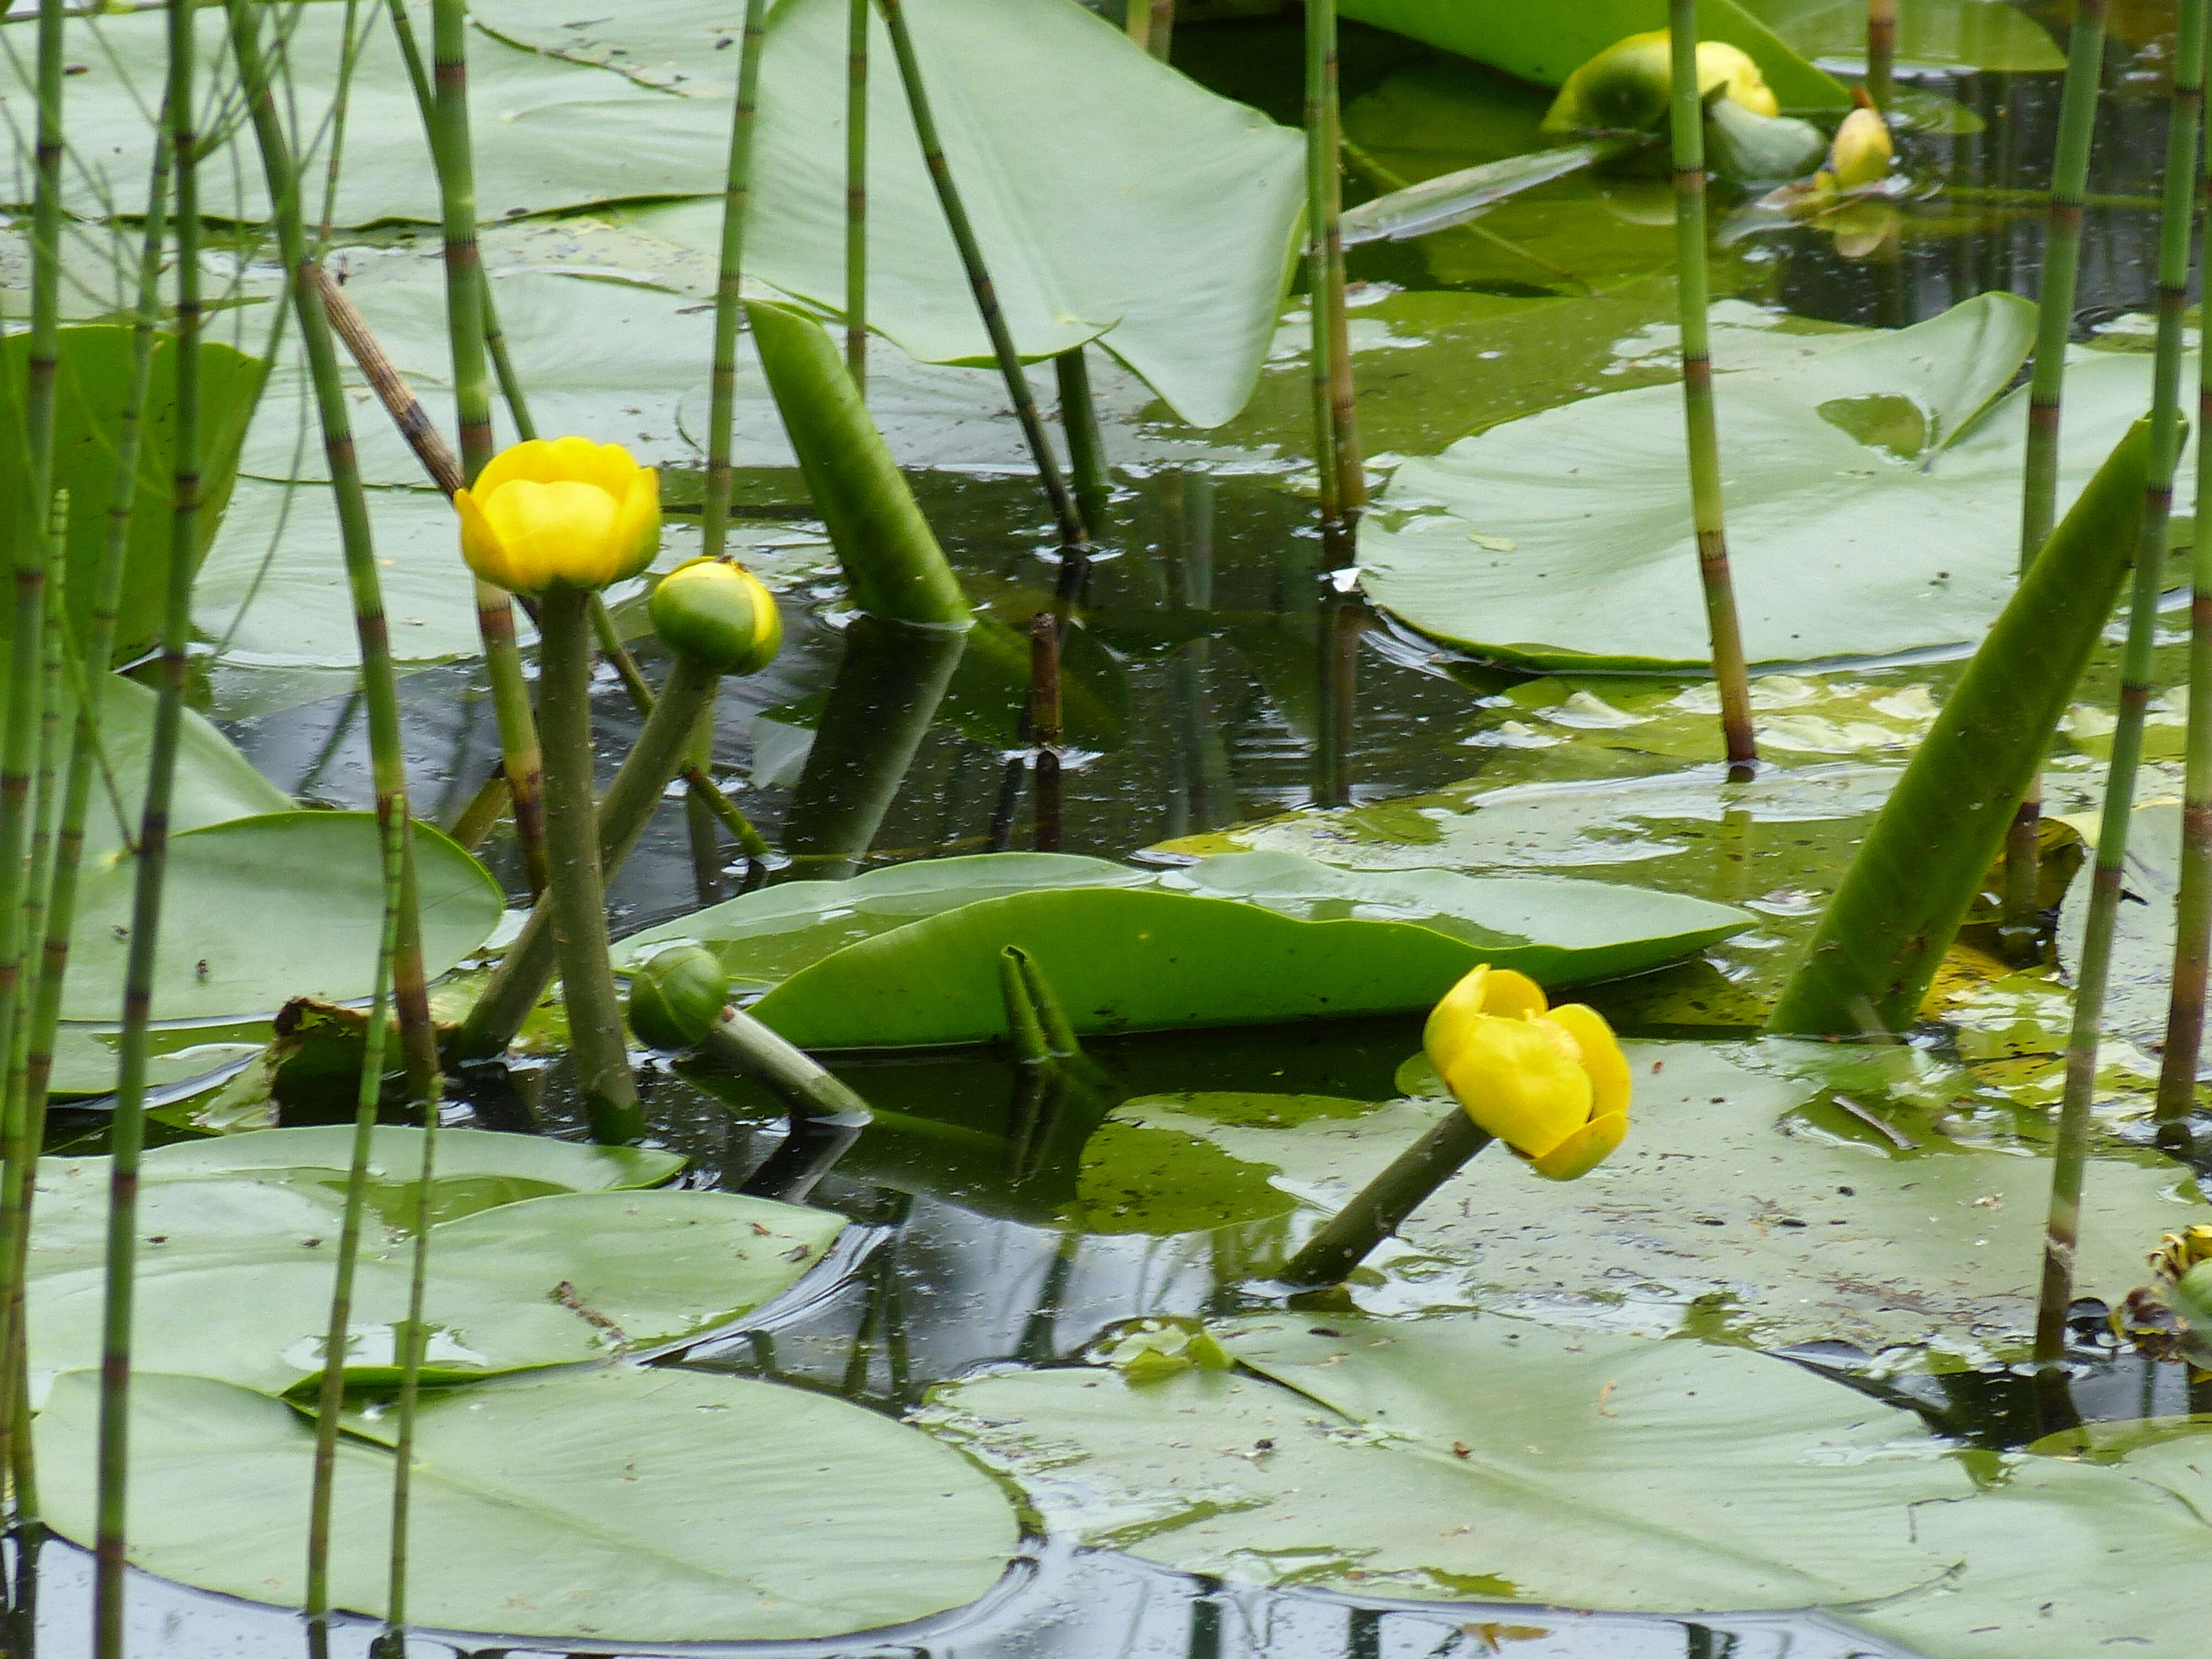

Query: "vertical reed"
left=847, top=0, right=870, bottom=390
left=2002, top=0, right=2109, bottom=950
left=420, top=0, right=549, bottom=908
left=1146, top=0, right=1175, bottom=61
left=705, top=0, right=771, bottom=562
left=874, top=0, right=1094, bottom=587
left=1866, top=0, right=1896, bottom=117
left=1030, top=613, right=1062, bottom=852
left=2163, top=9, right=2212, bottom=1146
left=93, top=2, right=203, bottom=1641
left=1667, top=1, right=1757, bottom=774
left=1303, top=0, right=1364, bottom=523
left=1056, top=347, right=1112, bottom=541
left=2037, top=0, right=2199, bottom=1362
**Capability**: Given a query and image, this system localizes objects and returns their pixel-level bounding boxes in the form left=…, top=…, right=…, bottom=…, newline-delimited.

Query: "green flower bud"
left=1542, top=32, right=1778, bottom=138
left=627, top=945, right=729, bottom=1052
left=649, top=557, right=783, bottom=676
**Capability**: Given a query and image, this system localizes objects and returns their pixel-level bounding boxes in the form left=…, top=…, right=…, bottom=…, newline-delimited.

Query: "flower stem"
left=534, top=588, right=644, bottom=1144
left=874, top=0, right=1094, bottom=586
left=2158, top=5, right=2212, bottom=1146
left=1667, top=2, right=1756, bottom=776
left=2038, top=0, right=2196, bottom=1362
left=450, top=652, right=723, bottom=1061
left=2003, top=0, right=2109, bottom=955
left=704, top=0, right=771, bottom=564
left=1304, top=0, right=1363, bottom=525
left=1279, top=1109, right=1494, bottom=1287
left=846, top=0, right=869, bottom=392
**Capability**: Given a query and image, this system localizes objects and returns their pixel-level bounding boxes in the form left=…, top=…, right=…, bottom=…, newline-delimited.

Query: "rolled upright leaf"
left=1767, top=420, right=2152, bottom=1037
left=748, top=299, right=972, bottom=628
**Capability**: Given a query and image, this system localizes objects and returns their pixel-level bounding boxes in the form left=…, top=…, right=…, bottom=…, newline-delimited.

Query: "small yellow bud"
left=1825, top=106, right=1893, bottom=191
left=455, top=436, right=660, bottom=597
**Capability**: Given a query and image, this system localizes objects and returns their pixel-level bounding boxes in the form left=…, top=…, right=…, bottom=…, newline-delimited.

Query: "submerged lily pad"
left=618, top=850, right=1747, bottom=1048
left=1359, top=295, right=2195, bottom=671
left=926, top=1312, right=1963, bottom=1608
left=37, top=1364, right=1019, bottom=1642
left=25, top=1188, right=842, bottom=1401
left=61, top=813, right=502, bottom=1022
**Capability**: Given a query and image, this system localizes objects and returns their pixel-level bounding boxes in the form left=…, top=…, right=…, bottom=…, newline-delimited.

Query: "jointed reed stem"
left=847, top=0, right=869, bottom=391
left=705, top=0, right=771, bottom=563
left=874, top=0, right=1094, bottom=583
left=1056, top=347, right=1111, bottom=541
left=1303, top=0, right=1363, bottom=524
left=2003, top=0, right=2110, bottom=950
left=1668, top=1, right=1757, bottom=773
left=2038, top=0, right=2197, bottom=1362
left=1866, top=0, right=1896, bottom=117
left=2164, top=8, right=2212, bottom=1143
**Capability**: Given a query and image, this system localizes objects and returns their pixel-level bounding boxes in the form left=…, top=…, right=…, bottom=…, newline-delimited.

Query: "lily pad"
left=1756, top=0, right=2067, bottom=72
left=926, top=1312, right=1964, bottom=1608
left=1136, top=1040, right=2207, bottom=1351
left=617, top=850, right=1748, bottom=1048
left=25, top=1188, right=842, bottom=1401
left=66, top=672, right=295, bottom=860
left=36, top=1364, right=1019, bottom=1642
left=478, top=0, right=1307, bottom=427
left=2057, top=804, right=2210, bottom=1069
left=61, top=813, right=503, bottom=1022
left=1359, top=295, right=2197, bottom=671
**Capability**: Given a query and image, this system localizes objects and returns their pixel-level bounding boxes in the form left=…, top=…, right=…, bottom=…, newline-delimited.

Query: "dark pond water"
left=14, top=7, right=2211, bottom=1657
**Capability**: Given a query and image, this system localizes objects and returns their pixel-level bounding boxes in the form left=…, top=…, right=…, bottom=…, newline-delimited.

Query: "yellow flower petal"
left=1424, top=964, right=1548, bottom=1073
left=612, top=464, right=662, bottom=583
left=478, top=478, right=623, bottom=593
left=475, top=435, right=640, bottom=500
left=1540, top=1003, right=1631, bottom=1123
left=1528, top=1112, right=1628, bottom=1181
left=454, top=487, right=515, bottom=590
left=1695, top=41, right=1778, bottom=118
left=1439, top=1014, right=1594, bottom=1160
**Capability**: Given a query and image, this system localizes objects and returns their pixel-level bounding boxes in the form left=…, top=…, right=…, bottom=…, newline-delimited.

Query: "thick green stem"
left=1056, top=348, right=1111, bottom=542
left=450, top=653, right=722, bottom=1060
left=305, top=805, right=402, bottom=1625
left=2040, top=0, right=2199, bottom=1359
left=846, top=0, right=870, bottom=390
left=705, top=0, right=771, bottom=562
left=2005, top=0, right=2109, bottom=948
left=93, top=3, right=201, bottom=1637
left=683, top=706, right=723, bottom=904
left=1669, top=2, right=1756, bottom=774
left=698, top=1006, right=873, bottom=1124
left=1305, top=0, right=1363, bottom=521
left=1866, top=0, right=1896, bottom=116
left=2159, top=3, right=2212, bottom=1141
left=534, top=589, right=644, bottom=1144
left=874, top=0, right=1093, bottom=572
left=1280, top=1109, right=1494, bottom=1287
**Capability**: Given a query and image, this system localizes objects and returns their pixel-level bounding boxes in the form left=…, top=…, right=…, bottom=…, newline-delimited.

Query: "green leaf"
left=65, top=672, right=294, bottom=861
left=1357, top=295, right=2184, bottom=672
left=478, top=0, right=1308, bottom=427
left=616, top=849, right=1747, bottom=1048
left=1338, top=0, right=1852, bottom=109
left=36, top=1365, right=1018, bottom=1642
left=925, top=1312, right=1964, bottom=1608
left=0, top=327, right=267, bottom=662
left=1133, top=1041, right=2206, bottom=1352
left=26, top=1189, right=840, bottom=1401
left=1768, top=421, right=2151, bottom=1035
left=61, top=813, right=502, bottom=1021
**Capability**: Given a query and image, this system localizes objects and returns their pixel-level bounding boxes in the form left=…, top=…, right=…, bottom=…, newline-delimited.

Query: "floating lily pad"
left=1757, top=0, right=2066, bottom=71
left=926, top=1312, right=1963, bottom=1608
left=25, top=1188, right=842, bottom=1401
left=65, top=673, right=294, bottom=860
left=478, top=0, right=1306, bottom=427
left=1360, top=296, right=2195, bottom=671
left=618, top=850, right=1747, bottom=1048
left=61, top=813, right=502, bottom=1022
left=36, top=1364, right=1019, bottom=1642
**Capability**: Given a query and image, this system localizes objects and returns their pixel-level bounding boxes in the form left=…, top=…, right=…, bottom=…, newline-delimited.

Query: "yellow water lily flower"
left=1542, top=33, right=1778, bottom=137
left=1424, top=965, right=1631, bottom=1181
left=456, top=436, right=661, bottom=597
left=1817, top=105, right=1893, bottom=194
